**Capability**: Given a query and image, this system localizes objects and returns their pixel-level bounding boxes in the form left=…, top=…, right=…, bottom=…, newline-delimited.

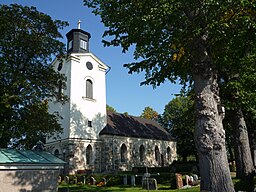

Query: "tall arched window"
left=167, top=146, right=171, bottom=161
left=139, top=145, right=145, bottom=162
left=54, top=149, right=60, bottom=158
left=86, top=79, right=93, bottom=99
left=86, top=145, right=92, bottom=165
left=120, top=144, right=127, bottom=162
left=155, top=146, right=160, bottom=162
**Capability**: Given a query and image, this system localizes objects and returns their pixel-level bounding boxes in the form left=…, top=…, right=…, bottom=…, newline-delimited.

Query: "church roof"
left=0, top=149, right=65, bottom=166
left=100, top=112, right=175, bottom=141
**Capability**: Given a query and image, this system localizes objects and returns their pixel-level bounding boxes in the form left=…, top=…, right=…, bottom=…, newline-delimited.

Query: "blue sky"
left=2, top=0, right=182, bottom=116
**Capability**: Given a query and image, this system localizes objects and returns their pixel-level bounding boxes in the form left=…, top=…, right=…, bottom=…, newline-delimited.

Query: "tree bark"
left=231, top=108, right=255, bottom=190
left=192, top=36, right=234, bottom=192
left=250, top=133, right=256, bottom=167
left=248, top=123, right=256, bottom=167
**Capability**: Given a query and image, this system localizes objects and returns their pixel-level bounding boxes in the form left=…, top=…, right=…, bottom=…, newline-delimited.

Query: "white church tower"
left=46, top=23, right=109, bottom=174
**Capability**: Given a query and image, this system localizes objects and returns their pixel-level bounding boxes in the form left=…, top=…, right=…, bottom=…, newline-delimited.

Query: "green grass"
left=59, top=172, right=256, bottom=192
left=59, top=184, right=200, bottom=192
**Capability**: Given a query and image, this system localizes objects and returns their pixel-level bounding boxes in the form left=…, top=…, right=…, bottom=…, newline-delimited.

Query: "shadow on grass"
left=59, top=184, right=202, bottom=192
left=58, top=184, right=129, bottom=192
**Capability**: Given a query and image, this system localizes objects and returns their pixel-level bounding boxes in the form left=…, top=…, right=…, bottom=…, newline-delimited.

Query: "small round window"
left=86, top=62, right=93, bottom=70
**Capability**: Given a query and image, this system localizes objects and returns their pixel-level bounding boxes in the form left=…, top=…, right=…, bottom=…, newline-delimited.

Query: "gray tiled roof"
left=0, top=149, right=65, bottom=165
left=100, top=112, right=175, bottom=141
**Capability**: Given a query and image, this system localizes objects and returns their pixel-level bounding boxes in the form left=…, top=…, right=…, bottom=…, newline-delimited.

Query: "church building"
left=45, top=25, right=177, bottom=174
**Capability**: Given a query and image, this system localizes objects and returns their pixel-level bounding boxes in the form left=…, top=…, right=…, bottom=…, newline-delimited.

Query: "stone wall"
left=0, top=169, right=60, bottom=192
left=46, top=139, right=103, bottom=174
left=100, top=135, right=177, bottom=173
left=46, top=136, right=177, bottom=174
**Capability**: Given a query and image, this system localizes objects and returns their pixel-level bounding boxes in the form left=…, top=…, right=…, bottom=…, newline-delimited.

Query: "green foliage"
left=105, top=175, right=122, bottom=186
left=140, top=106, right=159, bottom=121
left=84, top=1, right=256, bottom=190
left=0, top=4, right=68, bottom=148
left=160, top=95, right=196, bottom=161
left=84, top=0, right=256, bottom=87
left=234, top=176, right=256, bottom=192
left=106, top=104, right=117, bottom=113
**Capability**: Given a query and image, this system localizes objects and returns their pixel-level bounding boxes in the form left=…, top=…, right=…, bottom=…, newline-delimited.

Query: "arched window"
left=155, top=146, right=160, bottom=162
left=54, top=149, right=60, bottom=158
left=86, top=79, right=93, bottom=99
left=139, top=145, right=145, bottom=162
left=86, top=145, right=92, bottom=165
left=167, top=147, right=171, bottom=161
left=120, top=144, right=127, bottom=162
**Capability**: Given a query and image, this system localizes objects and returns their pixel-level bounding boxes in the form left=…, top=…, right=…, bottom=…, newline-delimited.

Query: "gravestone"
left=90, top=177, right=96, bottom=185
left=142, top=178, right=157, bottom=190
left=131, top=175, right=136, bottom=186
left=185, top=175, right=190, bottom=186
left=64, top=176, right=69, bottom=184
left=175, top=173, right=183, bottom=189
left=192, top=174, right=199, bottom=185
left=123, top=175, right=127, bottom=185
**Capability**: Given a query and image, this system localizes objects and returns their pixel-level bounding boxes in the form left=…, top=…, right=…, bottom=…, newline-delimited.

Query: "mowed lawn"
left=59, top=184, right=200, bottom=192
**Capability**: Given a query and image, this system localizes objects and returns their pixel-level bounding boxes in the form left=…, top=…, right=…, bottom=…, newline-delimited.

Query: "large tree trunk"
left=231, top=108, right=255, bottom=190
left=247, top=121, right=256, bottom=167
left=249, top=131, right=256, bottom=167
left=192, top=37, right=234, bottom=192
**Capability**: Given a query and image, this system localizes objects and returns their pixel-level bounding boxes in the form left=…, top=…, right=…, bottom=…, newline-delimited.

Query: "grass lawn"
left=58, top=184, right=200, bottom=192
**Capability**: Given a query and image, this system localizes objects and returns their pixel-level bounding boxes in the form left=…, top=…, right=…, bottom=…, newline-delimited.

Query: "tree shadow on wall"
left=6, top=169, right=60, bottom=192
left=70, top=103, right=106, bottom=139
left=68, top=103, right=107, bottom=171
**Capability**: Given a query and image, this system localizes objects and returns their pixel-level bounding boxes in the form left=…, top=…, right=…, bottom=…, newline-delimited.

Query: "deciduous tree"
left=220, top=59, right=256, bottom=190
left=160, top=96, right=196, bottom=162
left=84, top=0, right=256, bottom=191
left=106, top=104, right=117, bottom=113
left=0, top=4, right=68, bottom=148
left=140, top=106, right=159, bottom=121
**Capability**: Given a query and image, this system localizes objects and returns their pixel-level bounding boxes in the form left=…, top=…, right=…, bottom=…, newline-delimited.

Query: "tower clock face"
left=86, top=61, right=93, bottom=70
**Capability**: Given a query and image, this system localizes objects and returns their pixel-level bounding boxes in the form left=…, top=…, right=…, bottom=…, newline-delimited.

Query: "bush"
left=105, top=175, right=122, bottom=186
left=169, top=161, right=199, bottom=175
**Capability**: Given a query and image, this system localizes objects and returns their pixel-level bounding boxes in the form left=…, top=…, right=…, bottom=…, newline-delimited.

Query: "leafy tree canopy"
left=106, top=104, right=117, bottom=113
left=84, top=1, right=255, bottom=190
left=160, top=95, right=196, bottom=161
left=140, top=106, right=159, bottom=121
left=84, top=0, right=256, bottom=87
left=0, top=4, right=68, bottom=148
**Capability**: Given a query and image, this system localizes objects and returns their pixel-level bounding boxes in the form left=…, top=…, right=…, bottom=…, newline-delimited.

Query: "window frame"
left=86, top=79, right=93, bottom=99
left=86, top=145, right=93, bottom=165
left=120, top=144, right=127, bottom=163
left=80, top=39, right=87, bottom=50
left=139, top=145, right=145, bottom=162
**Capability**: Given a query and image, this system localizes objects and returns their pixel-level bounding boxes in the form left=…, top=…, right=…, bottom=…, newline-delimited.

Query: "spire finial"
left=78, top=20, right=81, bottom=29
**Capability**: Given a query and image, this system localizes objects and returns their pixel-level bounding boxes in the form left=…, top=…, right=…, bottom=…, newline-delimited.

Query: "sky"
left=2, top=0, right=182, bottom=116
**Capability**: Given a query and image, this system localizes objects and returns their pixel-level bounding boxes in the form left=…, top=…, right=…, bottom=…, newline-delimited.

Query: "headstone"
left=64, top=176, right=69, bottom=184
left=192, top=174, right=199, bottom=185
left=142, top=178, right=157, bottom=190
left=185, top=175, right=190, bottom=186
left=123, top=175, right=127, bottom=185
left=131, top=175, right=136, bottom=186
left=90, top=177, right=96, bottom=185
left=189, top=176, right=194, bottom=185
left=175, top=173, right=183, bottom=189
left=101, top=178, right=107, bottom=186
